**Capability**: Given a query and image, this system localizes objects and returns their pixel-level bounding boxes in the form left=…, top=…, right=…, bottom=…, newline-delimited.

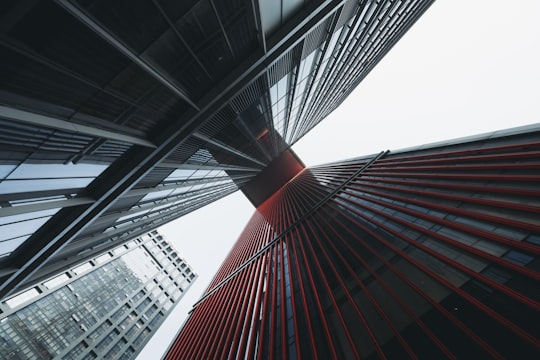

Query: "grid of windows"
left=0, top=231, right=196, bottom=360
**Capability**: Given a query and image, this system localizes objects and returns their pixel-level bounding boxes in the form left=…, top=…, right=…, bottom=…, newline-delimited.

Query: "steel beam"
left=0, top=188, right=84, bottom=203
left=234, top=114, right=274, bottom=162
left=0, top=197, right=94, bottom=217
left=151, top=0, right=213, bottom=81
left=55, top=0, right=200, bottom=110
left=0, top=0, right=347, bottom=299
left=158, top=162, right=261, bottom=172
left=0, top=105, right=156, bottom=148
left=123, top=174, right=252, bottom=198
left=250, top=0, right=267, bottom=53
left=209, top=0, right=236, bottom=59
left=192, top=132, right=268, bottom=167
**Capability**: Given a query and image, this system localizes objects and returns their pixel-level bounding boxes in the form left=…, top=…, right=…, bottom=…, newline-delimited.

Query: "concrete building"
left=0, top=230, right=196, bottom=359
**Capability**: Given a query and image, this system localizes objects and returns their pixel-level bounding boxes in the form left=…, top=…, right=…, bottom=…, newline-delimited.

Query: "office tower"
left=0, top=0, right=434, bottom=300
left=0, top=230, right=196, bottom=360
left=167, top=125, right=540, bottom=359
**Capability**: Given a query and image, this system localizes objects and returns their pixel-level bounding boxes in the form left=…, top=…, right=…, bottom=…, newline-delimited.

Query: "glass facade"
left=0, top=230, right=196, bottom=360
left=167, top=127, right=540, bottom=358
left=0, top=163, right=107, bottom=257
left=0, top=0, right=434, bottom=299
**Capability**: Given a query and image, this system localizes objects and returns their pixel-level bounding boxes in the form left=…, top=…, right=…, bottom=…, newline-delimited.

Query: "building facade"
left=0, top=230, right=196, bottom=360
left=0, top=0, right=434, bottom=299
left=166, top=125, right=540, bottom=359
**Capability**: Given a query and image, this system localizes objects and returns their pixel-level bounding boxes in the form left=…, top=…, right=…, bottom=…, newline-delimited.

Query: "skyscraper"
left=1, top=1, right=539, bottom=358
left=0, top=230, right=196, bottom=360
left=0, top=0, right=435, bottom=300
left=166, top=124, right=540, bottom=358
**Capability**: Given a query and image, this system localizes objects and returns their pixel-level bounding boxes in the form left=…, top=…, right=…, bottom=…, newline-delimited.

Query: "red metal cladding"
left=298, top=220, right=366, bottom=359
left=334, top=198, right=540, bottom=349
left=293, top=223, right=339, bottom=358
left=327, top=204, right=508, bottom=358
left=166, top=133, right=540, bottom=359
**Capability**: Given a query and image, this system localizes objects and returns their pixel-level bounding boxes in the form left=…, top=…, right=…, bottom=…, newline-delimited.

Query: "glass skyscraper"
left=0, top=230, right=196, bottom=359
left=0, top=0, right=434, bottom=300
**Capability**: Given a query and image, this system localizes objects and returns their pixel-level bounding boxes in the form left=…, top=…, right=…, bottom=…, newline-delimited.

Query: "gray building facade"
left=0, top=230, right=196, bottom=360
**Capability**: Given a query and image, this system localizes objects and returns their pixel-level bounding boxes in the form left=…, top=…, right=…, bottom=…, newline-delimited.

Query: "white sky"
left=137, top=1, right=540, bottom=358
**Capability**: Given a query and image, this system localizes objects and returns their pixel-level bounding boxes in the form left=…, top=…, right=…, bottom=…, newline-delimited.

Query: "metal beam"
left=55, top=0, right=200, bottom=111
left=0, top=267, right=17, bottom=280
left=192, top=132, right=268, bottom=167
left=234, top=114, right=274, bottom=162
left=0, top=188, right=84, bottom=203
left=0, top=197, right=94, bottom=217
left=38, top=185, right=245, bottom=277
left=209, top=0, right=236, bottom=59
left=250, top=0, right=267, bottom=53
left=151, top=0, right=213, bottom=80
left=158, top=162, right=261, bottom=172
left=91, top=184, right=238, bottom=229
left=0, top=0, right=347, bottom=299
left=0, top=106, right=156, bottom=148
left=124, top=174, right=254, bottom=198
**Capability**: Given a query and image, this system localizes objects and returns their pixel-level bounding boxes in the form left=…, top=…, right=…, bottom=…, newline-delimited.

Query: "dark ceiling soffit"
left=209, top=0, right=236, bottom=60
left=0, top=0, right=346, bottom=299
left=55, top=0, right=200, bottom=111
left=151, top=0, right=214, bottom=81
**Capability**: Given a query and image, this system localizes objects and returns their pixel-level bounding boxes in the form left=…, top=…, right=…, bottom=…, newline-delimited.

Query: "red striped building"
left=167, top=125, right=540, bottom=359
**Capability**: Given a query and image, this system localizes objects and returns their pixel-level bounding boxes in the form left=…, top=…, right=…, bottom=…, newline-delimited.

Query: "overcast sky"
left=137, top=1, right=540, bottom=358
